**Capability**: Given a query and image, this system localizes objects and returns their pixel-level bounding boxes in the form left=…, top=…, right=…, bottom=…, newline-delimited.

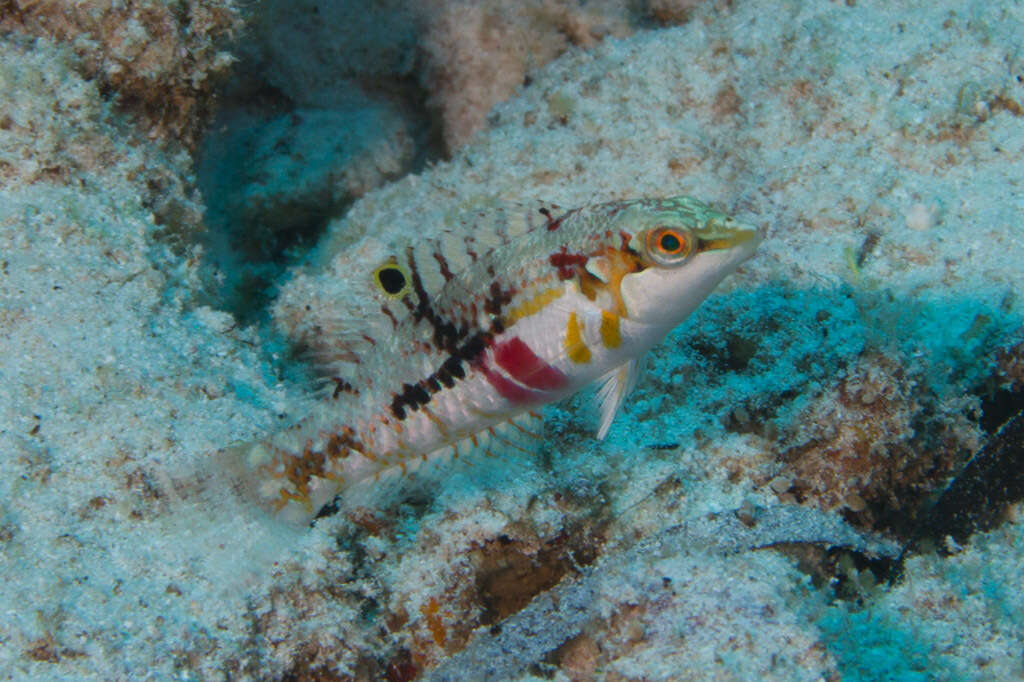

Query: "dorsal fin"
left=274, top=198, right=570, bottom=396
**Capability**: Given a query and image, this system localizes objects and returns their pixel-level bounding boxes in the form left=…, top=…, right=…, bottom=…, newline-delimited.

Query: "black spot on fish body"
left=484, top=280, right=515, bottom=317
left=440, top=356, right=465, bottom=382
left=408, top=382, right=430, bottom=406
left=458, top=333, right=489, bottom=363
left=376, top=265, right=409, bottom=295
left=390, top=397, right=407, bottom=420
left=390, top=381, right=431, bottom=419
left=331, top=377, right=356, bottom=399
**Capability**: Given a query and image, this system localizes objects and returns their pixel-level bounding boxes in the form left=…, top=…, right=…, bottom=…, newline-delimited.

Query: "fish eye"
left=643, top=226, right=694, bottom=266
left=373, top=262, right=412, bottom=298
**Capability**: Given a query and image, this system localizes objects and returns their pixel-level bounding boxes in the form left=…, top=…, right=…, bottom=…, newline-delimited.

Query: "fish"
left=227, top=195, right=764, bottom=525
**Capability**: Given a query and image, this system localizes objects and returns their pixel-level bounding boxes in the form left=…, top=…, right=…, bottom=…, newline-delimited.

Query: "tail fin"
left=169, top=411, right=549, bottom=542
left=217, top=439, right=355, bottom=527
left=154, top=438, right=354, bottom=536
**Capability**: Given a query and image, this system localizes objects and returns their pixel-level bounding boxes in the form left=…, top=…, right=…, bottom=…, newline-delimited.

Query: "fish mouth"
left=747, top=223, right=767, bottom=252
left=698, top=221, right=764, bottom=255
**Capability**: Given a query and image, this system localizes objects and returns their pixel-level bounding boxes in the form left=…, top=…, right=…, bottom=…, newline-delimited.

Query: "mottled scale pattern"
left=234, top=196, right=763, bottom=524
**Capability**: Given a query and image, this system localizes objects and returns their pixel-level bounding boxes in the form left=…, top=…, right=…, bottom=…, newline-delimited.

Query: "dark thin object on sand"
left=425, top=504, right=898, bottom=681
left=907, top=408, right=1024, bottom=553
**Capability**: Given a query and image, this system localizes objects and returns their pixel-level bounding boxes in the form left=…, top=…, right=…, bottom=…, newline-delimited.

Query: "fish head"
left=604, top=197, right=763, bottom=330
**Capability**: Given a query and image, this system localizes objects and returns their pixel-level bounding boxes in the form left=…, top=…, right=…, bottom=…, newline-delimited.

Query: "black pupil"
left=378, top=267, right=407, bottom=295
left=659, top=232, right=681, bottom=252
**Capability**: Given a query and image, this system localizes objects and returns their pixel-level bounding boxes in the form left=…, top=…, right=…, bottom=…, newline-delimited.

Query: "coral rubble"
left=1, top=0, right=244, bottom=147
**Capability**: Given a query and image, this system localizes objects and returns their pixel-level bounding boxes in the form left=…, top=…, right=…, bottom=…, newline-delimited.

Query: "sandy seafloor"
left=2, top=1, right=1024, bottom=680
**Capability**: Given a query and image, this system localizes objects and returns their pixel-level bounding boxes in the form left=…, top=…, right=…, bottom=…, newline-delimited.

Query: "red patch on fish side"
left=479, top=363, right=537, bottom=404
left=549, top=247, right=588, bottom=280
left=477, top=337, right=566, bottom=405
left=493, top=337, right=566, bottom=391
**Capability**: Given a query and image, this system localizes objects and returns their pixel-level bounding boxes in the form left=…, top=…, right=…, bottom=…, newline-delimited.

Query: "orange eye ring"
left=644, top=226, right=694, bottom=266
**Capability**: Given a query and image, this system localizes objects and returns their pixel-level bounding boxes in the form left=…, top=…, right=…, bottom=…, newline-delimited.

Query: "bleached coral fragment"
left=905, top=202, right=936, bottom=231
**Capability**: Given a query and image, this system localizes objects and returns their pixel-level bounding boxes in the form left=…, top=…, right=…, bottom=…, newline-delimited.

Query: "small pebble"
left=905, top=203, right=935, bottom=231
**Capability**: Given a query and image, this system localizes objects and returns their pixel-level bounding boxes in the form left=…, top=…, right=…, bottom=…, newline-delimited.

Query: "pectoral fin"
left=593, top=357, right=641, bottom=440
